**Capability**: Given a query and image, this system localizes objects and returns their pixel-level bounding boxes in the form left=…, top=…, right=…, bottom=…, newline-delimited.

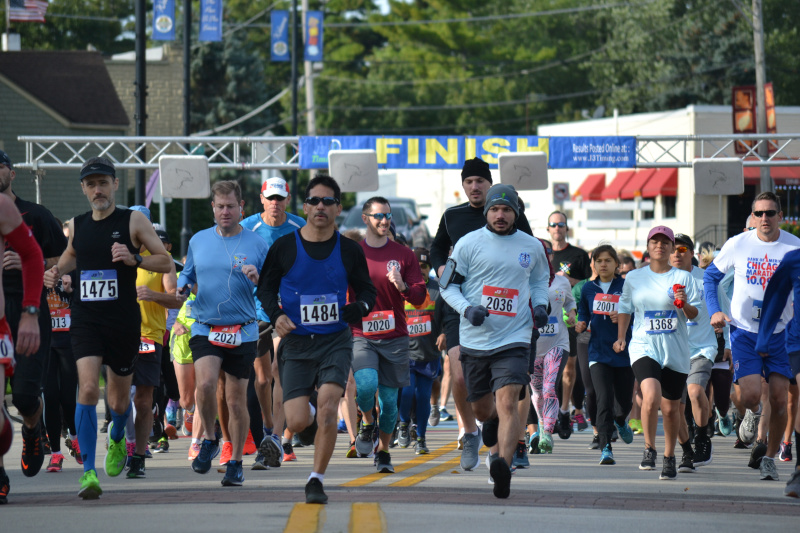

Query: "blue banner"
left=305, top=11, right=323, bottom=62
left=271, top=10, right=290, bottom=62
left=199, top=0, right=223, bottom=42
left=299, top=136, right=549, bottom=169
left=548, top=136, right=636, bottom=168
left=152, top=0, right=176, bottom=41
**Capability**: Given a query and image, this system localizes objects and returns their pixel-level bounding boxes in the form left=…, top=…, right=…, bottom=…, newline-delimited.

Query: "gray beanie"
left=483, top=184, right=520, bottom=218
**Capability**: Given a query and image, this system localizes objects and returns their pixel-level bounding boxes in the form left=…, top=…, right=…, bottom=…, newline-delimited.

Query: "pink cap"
left=647, top=225, right=674, bottom=242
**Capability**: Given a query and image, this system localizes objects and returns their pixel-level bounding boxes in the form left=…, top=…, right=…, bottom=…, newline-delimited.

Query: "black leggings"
left=590, top=363, right=635, bottom=449
left=575, top=332, right=595, bottom=424
left=706, top=367, right=733, bottom=416
left=153, top=335, right=180, bottom=423
left=43, top=342, right=78, bottom=453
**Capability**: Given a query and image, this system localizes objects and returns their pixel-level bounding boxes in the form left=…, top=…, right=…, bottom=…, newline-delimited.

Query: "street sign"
left=328, top=150, right=379, bottom=192
left=158, top=155, right=210, bottom=199
left=497, top=152, right=548, bottom=190
left=693, top=158, right=744, bottom=195
left=553, top=182, right=570, bottom=204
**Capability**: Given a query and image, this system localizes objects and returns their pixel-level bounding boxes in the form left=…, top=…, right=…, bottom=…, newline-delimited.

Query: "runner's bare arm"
left=125, top=210, right=172, bottom=273
left=45, top=219, right=77, bottom=288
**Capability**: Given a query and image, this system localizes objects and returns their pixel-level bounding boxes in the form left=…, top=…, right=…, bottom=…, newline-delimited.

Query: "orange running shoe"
left=164, top=423, right=178, bottom=440
left=243, top=430, right=257, bottom=456
left=47, top=452, right=64, bottom=472
left=283, top=441, right=297, bottom=462
left=219, top=441, right=233, bottom=466
left=187, top=442, right=200, bottom=461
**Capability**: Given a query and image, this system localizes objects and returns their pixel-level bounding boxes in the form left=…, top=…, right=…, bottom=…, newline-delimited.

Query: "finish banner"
left=299, top=136, right=637, bottom=170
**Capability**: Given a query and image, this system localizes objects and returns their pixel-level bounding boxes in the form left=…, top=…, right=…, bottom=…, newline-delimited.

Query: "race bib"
left=209, top=325, right=242, bottom=348
left=481, top=286, right=519, bottom=317
left=407, top=315, right=432, bottom=337
left=50, top=308, right=71, bottom=332
left=0, top=334, right=14, bottom=366
left=593, top=294, right=619, bottom=315
left=80, top=270, right=118, bottom=301
left=363, top=311, right=396, bottom=336
left=139, top=337, right=156, bottom=354
left=645, top=310, right=677, bottom=335
left=752, top=299, right=762, bottom=321
left=538, top=316, right=559, bottom=336
left=300, top=294, right=339, bottom=325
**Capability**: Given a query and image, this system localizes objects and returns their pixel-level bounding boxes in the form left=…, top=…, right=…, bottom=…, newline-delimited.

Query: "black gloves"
left=533, top=305, right=549, bottom=330
left=464, top=305, right=490, bottom=327
left=342, top=302, right=367, bottom=324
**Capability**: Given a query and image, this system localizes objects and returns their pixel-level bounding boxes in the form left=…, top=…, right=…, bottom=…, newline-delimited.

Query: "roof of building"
left=0, top=51, right=129, bottom=127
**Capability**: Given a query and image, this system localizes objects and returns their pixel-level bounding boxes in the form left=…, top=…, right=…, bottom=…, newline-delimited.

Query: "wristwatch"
left=133, top=254, right=143, bottom=267
left=22, top=305, right=39, bottom=316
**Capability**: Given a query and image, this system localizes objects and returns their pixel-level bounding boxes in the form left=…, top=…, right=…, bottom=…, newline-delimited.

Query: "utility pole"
left=134, top=0, right=147, bottom=205
left=181, top=0, right=192, bottom=257
left=752, top=0, right=772, bottom=192
left=290, top=0, right=299, bottom=214
left=302, top=0, right=316, bottom=136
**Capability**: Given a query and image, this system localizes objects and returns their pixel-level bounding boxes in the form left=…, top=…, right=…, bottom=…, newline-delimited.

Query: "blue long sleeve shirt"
left=755, top=248, right=800, bottom=355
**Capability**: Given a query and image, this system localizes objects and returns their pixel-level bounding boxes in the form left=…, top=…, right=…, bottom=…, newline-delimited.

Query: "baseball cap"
left=80, top=156, right=116, bottom=180
left=155, top=229, right=171, bottom=244
left=0, top=149, right=12, bottom=168
left=673, top=233, right=694, bottom=250
left=262, top=177, right=289, bottom=198
left=414, top=247, right=431, bottom=267
left=483, top=184, right=520, bottom=217
left=647, top=225, right=674, bottom=242
left=129, top=205, right=151, bottom=221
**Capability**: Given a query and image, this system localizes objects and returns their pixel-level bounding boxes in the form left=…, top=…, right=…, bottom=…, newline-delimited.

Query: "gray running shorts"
left=279, top=327, right=353, bottom=402
left=352, top=335, right=411, bottom=389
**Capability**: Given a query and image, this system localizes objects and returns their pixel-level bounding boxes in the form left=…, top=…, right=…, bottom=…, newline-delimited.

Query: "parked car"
left=339, top=204, right=431, bottom=247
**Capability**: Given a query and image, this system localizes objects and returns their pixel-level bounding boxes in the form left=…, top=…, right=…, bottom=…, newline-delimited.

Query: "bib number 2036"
left=481, top=286, right=519, bottom=317
left=80, top=270, right=118, bottom=301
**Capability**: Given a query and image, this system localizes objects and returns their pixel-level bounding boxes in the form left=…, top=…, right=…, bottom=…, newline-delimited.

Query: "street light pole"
left=752, top=0, right=772, bottom=192
left=181, top=0, right=192, bottom=257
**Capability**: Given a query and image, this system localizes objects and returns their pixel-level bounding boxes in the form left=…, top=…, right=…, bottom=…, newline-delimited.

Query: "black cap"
left=155, top=229, right=171, bottom=244
left=461, top=157, right=492, bottom=183
left=0, top=149, right=12, bottom=168
left=413, top=247, right=431, bottom=267
left=674, top=233, right=694, bottom=250
left=80, top=156, right=116, bottom=180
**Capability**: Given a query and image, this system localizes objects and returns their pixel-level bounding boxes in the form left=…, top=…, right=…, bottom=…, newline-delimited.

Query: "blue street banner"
left=199, top=0, right=223, bottom=42
left=271, top=10, right=290, bottom=62
left=304, top=11, right=324, bottom=62
left=152, top=0, right=176, bottom=41
left=548, top=136, right=636, bottom=168
left=299, top=136, right=549, bottom=169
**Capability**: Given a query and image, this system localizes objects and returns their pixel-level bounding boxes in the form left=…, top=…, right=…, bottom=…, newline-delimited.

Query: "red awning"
left=744, top=166, right=800, bottom=185
left=600, top=170, right=637, bottom=200
left=641, top=168, right=678, bottom=198
left=620, top=169, right=657, bottom=200
left=572, top=173, right=606, bottom=201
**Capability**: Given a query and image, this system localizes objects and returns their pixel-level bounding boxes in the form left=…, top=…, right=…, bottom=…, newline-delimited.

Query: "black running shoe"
left=556, top=411, right=572, bottom=440
left=305, top=478, right=328, bottom=504
left=21, top=422, right=45, bottom=477
left=693, top=437, right=712, bottom=467
left=660, top=456, right=677, bottom=480
left=489, top=456, right=512, bottom=499
left=126, top=455, right=146, bottom=478
left=297, top=416, right=318, bottom=447
left=588, top=434, right=600, bottom=450
left=748, top=440, right=767, bottom=469
left=0, top=468, right=8, bottom=504
left=678, top=450, right=696, bottom=473
left=639, top=447, right=657, bottom=470
left=375, top=450, right=394, bottom=473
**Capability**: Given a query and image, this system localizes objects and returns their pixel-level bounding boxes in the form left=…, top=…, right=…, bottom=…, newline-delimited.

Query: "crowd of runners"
left=0, top=148, right=799, bottom=503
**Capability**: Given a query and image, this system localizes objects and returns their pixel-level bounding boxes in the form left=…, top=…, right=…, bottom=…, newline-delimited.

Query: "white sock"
left=308, top=471, right=324, bottom=483
left=309, top=403, right=317, bottom=417
left=560, top=408, right=569, bottom=415
left=469, top=430, right=479, bottom=437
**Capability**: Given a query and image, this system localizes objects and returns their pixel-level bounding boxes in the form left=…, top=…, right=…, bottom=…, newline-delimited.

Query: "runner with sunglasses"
left=614, top=225, right=700, bottom=480
left=705, top=192, right=800, bottom=481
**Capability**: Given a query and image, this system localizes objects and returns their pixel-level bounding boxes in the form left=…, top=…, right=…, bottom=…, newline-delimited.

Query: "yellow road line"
left=348, top=502, right=386, bottom=533
left=283, top=503, right=324, bottom=533
left=389, top=455, right=462, bottom=487
left=340, top=441, right=457, bottom=487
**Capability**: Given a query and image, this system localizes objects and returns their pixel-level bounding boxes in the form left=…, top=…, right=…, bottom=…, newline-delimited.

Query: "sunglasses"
left=674, top=245, right=689, bottom=253
left=305, top=196, right=339, bottom=206
left=264, top=195, right=286, bottom=202
left=753, top=210, right=777, bottom=218
left=365, top=213, right=393, bottom=221
left=747, top=227, right=757, bottom=231
left=548, top=222, right=566, bottom=228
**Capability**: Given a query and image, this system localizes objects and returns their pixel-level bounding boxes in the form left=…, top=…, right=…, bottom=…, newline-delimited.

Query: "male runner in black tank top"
left=44, top=157, right=172, bottom=499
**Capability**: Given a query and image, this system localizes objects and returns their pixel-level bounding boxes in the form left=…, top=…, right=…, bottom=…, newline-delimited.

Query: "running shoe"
left=219, top=441, right=233, bottom=466
left=489, top=456, right=512, bottom=499
left=706, top=414, right=716, bottom=439
left=556, top=411, right=572, bottom=439
left=66, top=437, right=83, bottom=465
left=187, top=442, right=201, bottom=461
left=356, top=423, right=376, bottom=457
left=375, top=450, right=394, bottom=473
left=104, top=423, right=127, bottom=477
left=0, top=469, right=8, bottom=504
left=1, top=409, right=12, bottom=457
left=153, top=437, right=169, bottom=454
left=345, top=442, right=358, bottom=458
left=748, top=440, right=767, bottom=469
left=759, top=456, right=779, bottom=480
left=482, top=417, right=499, bottom=448
left=630, top=419, right=644, bottom=435
left=428, top=405, right=440, bottom=427
left=733, top=437, right=751, bottom=449
left=252, top=453, right=269, bottom=470
left=415, top=437, right=429, bottom=455
left=679, top=449, right=696, bottom=473
left=42, top=426, right=51, bottom=455
left=639, top=447, right=657, bottom=470
left=20, top=421, right=45, bottom=477
left=337, top=419, right=347, bottom=434
left=144, top=448, right=153, bottom=459
left=243, top=431, right=257, bottom=456
left=259, top=433, right=283, bottom=467
left=538, top=431, right=553, bottom=454
left=693, top=437, right=713, bottom=467
left=660, top=456, right=677, bottom=480
left=599, top=444, right=615, bottom=465
left=297, top=417, right=318, bottom=447
left=164, top=423, right=178, bottom=440
left=486, top=452, right=497, bottom=484
left=78, top=469, right=102, bottom=500
left=47, top=452, right=64, bottom=473
left=439, top=407, right=454, bottom=422
left=192, top=439, right=220, bottom=474
left=779, top=441, right=793, bottom=462
left=716, top=408, right=733, bottom=437
left=738, top=407, right=760, bottom=444
left=614, top=420, right=634, bottom=444
left=512, top=440, right=529, bottom=468
left=588, top=434, right=600, bottom=450
left=182, top=409, right=194, bottom=436
left=611, top=428, right=619, bottom=442
left=166, top=400, right=178, bottom=427
left=282, top=441, right=297, bottom=462
left=574, top=412, right=589, bottom=432
left=305, top=478, right=328, bottom=504
left=460, top=429, right=482, bottom=471
left=127, top=455, right=146, bottom=478
left=396, top=422, right=411, bottom=448
left=292, top=434, right=304, bottom=448
left=99, top=420, right=109, bottom=434
left=457, top=429, right=465, bottom=450
left=528, top=432, right=540, bottom=454
left=221, top=459, right=244, bottom=486
left=785, top=468, right=800, bottom=498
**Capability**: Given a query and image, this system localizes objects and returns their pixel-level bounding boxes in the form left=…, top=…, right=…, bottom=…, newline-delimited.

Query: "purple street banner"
left=199, top=0, right=223, bottom=42
left=152, top=0, right=176, bottom=41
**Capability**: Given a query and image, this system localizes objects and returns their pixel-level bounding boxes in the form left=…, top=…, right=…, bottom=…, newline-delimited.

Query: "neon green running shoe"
left=538, top=431, right=554, bottom=454
left=104, top=422, right=127, bottom=477
left=78, top=469, right=102, bottom=500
